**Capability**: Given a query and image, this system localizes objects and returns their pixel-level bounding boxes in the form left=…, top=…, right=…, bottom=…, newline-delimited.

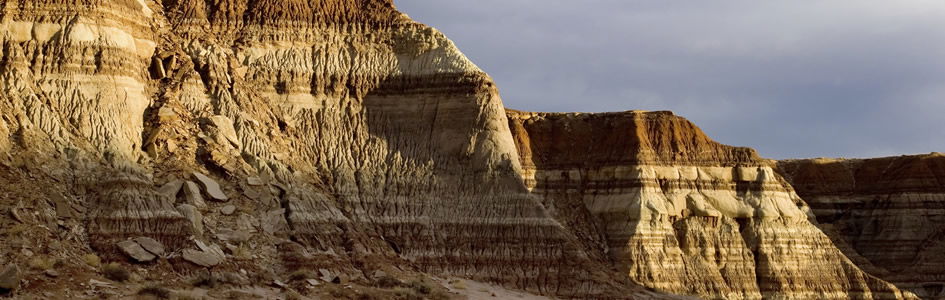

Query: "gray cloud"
left=395, top=0, right=945, bottom=159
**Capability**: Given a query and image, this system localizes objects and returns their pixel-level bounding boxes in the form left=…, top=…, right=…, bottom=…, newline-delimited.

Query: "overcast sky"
left=395, top=0, right=945, bottom=159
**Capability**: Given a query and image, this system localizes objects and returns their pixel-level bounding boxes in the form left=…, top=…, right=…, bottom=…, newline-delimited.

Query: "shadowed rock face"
left=0, top=0, right=923, bottom=299
left=0, top=0, right=658, bottom=298
left=779, top=154, right=945, bottom=298
left=507, top=110, right=915, bottom=299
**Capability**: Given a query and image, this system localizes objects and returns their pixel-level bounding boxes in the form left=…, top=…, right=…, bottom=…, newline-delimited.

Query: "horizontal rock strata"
left=779, top=154, right=945, bottom=298
left=507, top=110, right=915, bottom=299
left=0, top=0, right=657, bottom=298
left=0, top=0, right=926, bottom=299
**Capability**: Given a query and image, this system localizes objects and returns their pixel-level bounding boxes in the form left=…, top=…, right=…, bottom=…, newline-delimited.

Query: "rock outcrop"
left=779, top=154, right=945, bottom=298
left=0, top=0, right=655, bottom=298
left=0, top=0, right=926, bottom=299
left=507, top=110, right=915, bottom=299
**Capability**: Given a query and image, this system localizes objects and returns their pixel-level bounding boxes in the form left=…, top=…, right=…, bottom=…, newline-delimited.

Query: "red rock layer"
left=508, top=110, right=914, bottom=299
left=779, top=154, right=945, bottom=298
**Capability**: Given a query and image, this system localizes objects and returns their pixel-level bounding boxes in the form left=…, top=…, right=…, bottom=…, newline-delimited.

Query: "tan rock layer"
left=778, top=154, right=945, bottom=298
left=0, top=0, right=655, bottom=298
left=508, top=110, right=914, bottom=299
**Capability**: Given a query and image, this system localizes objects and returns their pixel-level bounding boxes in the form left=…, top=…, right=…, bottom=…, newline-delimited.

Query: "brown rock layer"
left=779, top=154, right=945, bottom=298
left=0, top=0, right=926, bottom=299
left=507, top=110, right=914, bottom=299
left=0, top=0, right=658, bottom=298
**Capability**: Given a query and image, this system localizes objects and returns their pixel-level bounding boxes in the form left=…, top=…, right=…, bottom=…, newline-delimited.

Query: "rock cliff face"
left=779, top=154, right=945, bottom=298
left=0, top=0, right=662, bottom=298
left=506, top=110, right=914, bottom=299
left=0, top=0, right=925, bottom=299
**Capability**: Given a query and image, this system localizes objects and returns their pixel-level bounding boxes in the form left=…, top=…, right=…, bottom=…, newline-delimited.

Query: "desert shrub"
left=82, top=254, right=102, bottom=268
left=189, top=271, right=217, bottom=288
left=448, top=279, right=466, bottom=290
left=137, top=285, right=171, bottom=299
left=288, top=269, right=316, bottom=282
left=102, top=262, right=130, bottom=282
left=407, top=280, right=432, bottom=295
left=375, top=275, right=403, bottom=288
left=28, top=256, right=55, bottom=270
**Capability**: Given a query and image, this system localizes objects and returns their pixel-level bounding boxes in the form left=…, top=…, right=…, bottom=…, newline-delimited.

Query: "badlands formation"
left=779, top=154, right=945, bottom=299
left=0, top=0, right=935, bottom=299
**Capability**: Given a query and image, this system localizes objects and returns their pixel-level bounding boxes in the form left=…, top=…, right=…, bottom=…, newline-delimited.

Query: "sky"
left=394, top=0, right=945, bottom=159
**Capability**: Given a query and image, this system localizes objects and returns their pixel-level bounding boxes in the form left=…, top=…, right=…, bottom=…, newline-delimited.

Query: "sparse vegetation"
left=232, top=244, right=252, bottom=260
left=102, top=262, right=130, bottom=282
left=82, top=254, right=102, bottom=268
left=285, top=289, right=305, bottom=300
left=288, top=269, right=316, bottom=282
left=28, top=256, right=56, bottom=271
left=407, top=279, right=433, bottom=295
left=137, top=284, right=172, bottom=299
left=189, top=271, right=217, bottom=288
left=375, top=275, right=403, bottom=288
left=448, top=279, right=466, bottom=290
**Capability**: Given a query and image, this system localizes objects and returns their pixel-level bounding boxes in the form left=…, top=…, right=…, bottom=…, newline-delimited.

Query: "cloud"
left=395, top=0, right=945, bottom=159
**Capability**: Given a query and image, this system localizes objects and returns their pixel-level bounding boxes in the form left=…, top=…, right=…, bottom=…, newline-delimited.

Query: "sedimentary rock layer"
left=779, top=154, right=945, bottom=298
left=0, top=0, right=924, bottom=299
left=0, top=0, right=656, bottom=298
left=507, top=110, right=914, bottom=299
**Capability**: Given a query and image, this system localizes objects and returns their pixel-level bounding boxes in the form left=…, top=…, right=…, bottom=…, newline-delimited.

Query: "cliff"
left=0, top=0, right=924, bottom=299
left=0, top=0, right=668, bottom=298
left=779, top=154, right=945, bottom=298
left=505, top=110, right=917, bottom=299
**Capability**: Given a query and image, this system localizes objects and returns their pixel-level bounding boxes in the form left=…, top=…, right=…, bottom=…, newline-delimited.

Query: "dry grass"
left=102, top=262, right=130, bottom=282
left=82, top=254, right=102, bottom=268
left=28, top=256, right=56, bottom=271
left=137, top=284, right=172, bottom=299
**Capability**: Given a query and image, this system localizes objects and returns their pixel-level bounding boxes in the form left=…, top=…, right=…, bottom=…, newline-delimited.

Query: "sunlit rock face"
left=0, top=0, right=662, bottom=298
left=779, top=154, right=945, bottom=298
left=0, top=0, right=925, bottom=299
left=507, top=110, right=916, bottom=299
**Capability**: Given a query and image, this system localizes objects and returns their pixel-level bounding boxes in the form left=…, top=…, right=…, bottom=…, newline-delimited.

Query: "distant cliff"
left=779, top=154, right=945, bottom=298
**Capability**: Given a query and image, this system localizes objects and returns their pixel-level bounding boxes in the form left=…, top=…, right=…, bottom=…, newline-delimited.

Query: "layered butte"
left=779, top=154, right=945, bottom=298
left=507, top=110, right=915, bottom=299
left=0, top=0, right=927, bottom=299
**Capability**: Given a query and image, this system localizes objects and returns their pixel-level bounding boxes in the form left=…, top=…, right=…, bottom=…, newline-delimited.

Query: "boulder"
left=193, top=172, right=228, bottom=201
left=216, top=229, right=251, bottom=243
left=134, top=237, right=165, bottom=257
left=261, top=209, right=287, bottom=234
left=158, top=179, right=184, bottom=199
left=117, top=240, right=156, bottom=262
left=208, top=115, right=242, bottom=149
left=0, top=264, right=19, bottom=292
left=182, top=249, right=223, bottom=267
left=176, top=204, right=203, bottom=235
left=183, top=181, right=207, bottom=208
left=247, top=176, right=265, bottom=186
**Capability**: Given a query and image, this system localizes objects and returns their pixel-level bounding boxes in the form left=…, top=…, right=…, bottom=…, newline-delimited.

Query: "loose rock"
left=183, top=181, right=207, bottom=208
left=261, top=209, right=287, bottom=234
left=0, top=264, right=19, bottom=292
left=182, top=249, right=223, bottom=267
left=193, top=172, right=228, bottom=201
left=246, top=176, right=264, bottom=186
left=134, top=237, right=165, bottom=257
left=221, top=205, right=236, bottom=215
left=117, top=240, right=156, bottom=262
left=158, top=180, right=184, bottom=200
left=216, top=229, right=251, bottom=243
left=177, top=204, right=203, bottom=235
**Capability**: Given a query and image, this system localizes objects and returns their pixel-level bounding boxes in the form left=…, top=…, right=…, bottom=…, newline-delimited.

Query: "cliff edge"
left=0, top=0, right=924, bottom=299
